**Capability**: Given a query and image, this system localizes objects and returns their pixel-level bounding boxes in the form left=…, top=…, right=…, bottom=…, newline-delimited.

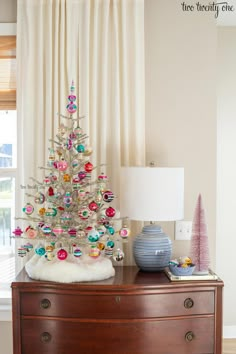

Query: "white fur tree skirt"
left=25, top=253, right=115, bottom=283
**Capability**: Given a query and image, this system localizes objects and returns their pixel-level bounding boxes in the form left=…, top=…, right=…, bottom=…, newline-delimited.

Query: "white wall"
left=145, top=0, right=236, bottom=335
left=145, top=0, right=217, bottom=265
left=0, top=0, right=16, bottom=23
left=0, top=321, right=13, bottom=354
left=217, top=27, right=236, bottom=333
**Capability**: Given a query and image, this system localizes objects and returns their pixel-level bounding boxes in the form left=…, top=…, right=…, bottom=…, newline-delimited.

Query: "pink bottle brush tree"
left=190, top=194, right=210, bottom=275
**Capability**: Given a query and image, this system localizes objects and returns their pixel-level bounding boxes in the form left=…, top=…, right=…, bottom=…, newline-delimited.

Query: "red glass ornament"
left=53, top=161, right=59, bottom=169
left=89, top=201, right=99, bottom=211
left=85, top=226, right=93, bottom=235
left=48, top=187, right=54, bottom=196
left=57, top=248, right=68, bottom=260
left=105, top=207, right=116, bottom=218
left=84, top=162, right=93, bottom=172
left=58, top=206, right=64, bottom=211
left=68, top=228, right=77, bottom=237
left=98, top=172, right=108, bottom=180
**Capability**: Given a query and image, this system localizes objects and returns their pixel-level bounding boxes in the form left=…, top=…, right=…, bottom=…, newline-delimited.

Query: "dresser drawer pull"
left=184, top=298, right=194, bottom=309
left=185, top=331, right=195, bottom=342
left=115, top=296, right=121, bottom=303
left=40, top=332, right=52, bottom=343
left=40, top=298, right=51, bottom=309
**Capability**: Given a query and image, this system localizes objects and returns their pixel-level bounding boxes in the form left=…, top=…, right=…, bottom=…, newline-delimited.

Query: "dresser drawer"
left=20, top=290, right=214, bottom=318
left=21, top=316, right=214, bottom=354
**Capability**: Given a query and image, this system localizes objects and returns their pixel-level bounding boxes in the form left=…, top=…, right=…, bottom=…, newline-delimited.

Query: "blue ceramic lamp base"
left=133, top=224, right=172, bottom=272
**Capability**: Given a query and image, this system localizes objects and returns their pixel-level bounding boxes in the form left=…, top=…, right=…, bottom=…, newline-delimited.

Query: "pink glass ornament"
left=26, top=228, right=38, bottom=239
left=23, top=203, right=34, bottom=215
left=68, top=94, right=76, bottom=102
left=58, top=160, right=68, bottom=171
left=66, top=103, right=77, bottom=114
left=78, top=171, right=86, bottom=180
left=119, top=226, right=130, bottom=239
left=52, top=226, right=64, bottom=235
left=13, top=227, right=23, bottom=237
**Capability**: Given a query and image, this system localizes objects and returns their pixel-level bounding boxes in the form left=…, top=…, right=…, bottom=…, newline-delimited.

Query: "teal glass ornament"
left=107, top=226, right=115, bottom=235
left=76, top=144, right=85, bottom=153
left=35, top=246, right=46, bottom=256
left=107, top=240, right=115, bottom=248
left=87, top=230, right=100, bottom=243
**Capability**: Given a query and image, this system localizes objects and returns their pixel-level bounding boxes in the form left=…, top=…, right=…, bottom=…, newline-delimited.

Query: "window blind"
left=0, top=36, right=16, bottom=110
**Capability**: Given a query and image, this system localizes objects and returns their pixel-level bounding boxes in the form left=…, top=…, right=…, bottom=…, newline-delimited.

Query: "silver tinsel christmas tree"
left=12, top=82, right=130, bottom=283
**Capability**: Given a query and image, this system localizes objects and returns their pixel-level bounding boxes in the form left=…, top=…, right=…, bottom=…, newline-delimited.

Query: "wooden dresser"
left=11, top=266, right=223, bottom=354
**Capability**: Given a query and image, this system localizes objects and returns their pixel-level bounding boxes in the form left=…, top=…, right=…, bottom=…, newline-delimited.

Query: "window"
left=0, top=35, right=16, bottom=299
left=0, top=35, right=16, bottom=110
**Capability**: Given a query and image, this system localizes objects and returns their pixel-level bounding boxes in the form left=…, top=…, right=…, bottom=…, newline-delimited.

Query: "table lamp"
left=120, top=166, right=184, bottom=271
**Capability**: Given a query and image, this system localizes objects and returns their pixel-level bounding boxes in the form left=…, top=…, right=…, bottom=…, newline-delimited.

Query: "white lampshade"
left=120, top=167, right=184, bottom=222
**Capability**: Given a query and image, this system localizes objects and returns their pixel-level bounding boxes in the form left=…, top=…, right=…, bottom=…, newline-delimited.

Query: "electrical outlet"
left=175, top=221, right=192, bottom=240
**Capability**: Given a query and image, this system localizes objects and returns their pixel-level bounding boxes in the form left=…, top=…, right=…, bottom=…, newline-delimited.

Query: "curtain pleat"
left=16, top=0, right=145, bottom=270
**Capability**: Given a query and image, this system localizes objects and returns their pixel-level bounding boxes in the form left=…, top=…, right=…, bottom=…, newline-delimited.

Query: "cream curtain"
left=16, top=0, right=145, bottom=268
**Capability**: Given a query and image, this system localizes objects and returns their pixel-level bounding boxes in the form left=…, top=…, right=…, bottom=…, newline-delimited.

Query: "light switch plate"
left=175, top=221, right=192, bottom=240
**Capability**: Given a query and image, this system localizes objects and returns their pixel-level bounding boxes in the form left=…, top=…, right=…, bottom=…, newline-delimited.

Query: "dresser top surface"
left=11, top=266, right=223, bottom=292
